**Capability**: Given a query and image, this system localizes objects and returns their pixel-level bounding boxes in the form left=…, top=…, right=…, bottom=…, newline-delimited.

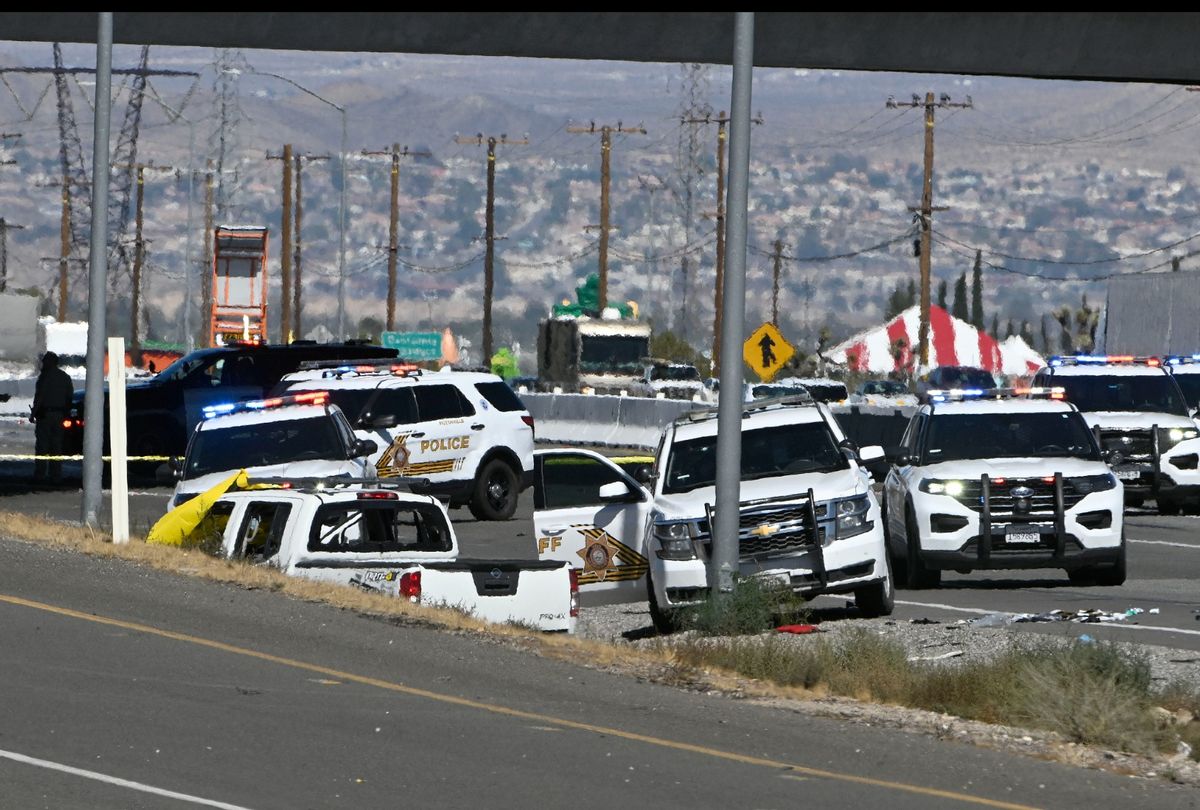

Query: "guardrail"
left=522, top=391, right=916, bottom=450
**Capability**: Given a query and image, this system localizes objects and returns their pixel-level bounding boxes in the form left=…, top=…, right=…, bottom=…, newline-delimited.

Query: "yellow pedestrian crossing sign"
left=744, top=322, right=794, bottom=382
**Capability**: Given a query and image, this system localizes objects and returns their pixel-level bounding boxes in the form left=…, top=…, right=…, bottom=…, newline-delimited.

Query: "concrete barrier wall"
left=523, top=391, right=916, bottom=451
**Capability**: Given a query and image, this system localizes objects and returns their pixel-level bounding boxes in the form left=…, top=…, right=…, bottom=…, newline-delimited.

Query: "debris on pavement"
left=907, top=650, right=964, bottom=662
left=776, top=624, right=822, bottom=635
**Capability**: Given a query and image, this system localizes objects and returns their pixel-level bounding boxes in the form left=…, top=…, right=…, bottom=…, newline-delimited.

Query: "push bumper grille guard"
left=1096, top=424, right=1161, bottom=496
left=703, top=487, right=826, bottom=588
left=977, top=472, right=1066, bottom=565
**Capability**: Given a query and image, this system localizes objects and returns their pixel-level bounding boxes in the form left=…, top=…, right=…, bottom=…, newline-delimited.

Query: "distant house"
left=1100, top=271, right=1200, bottom=355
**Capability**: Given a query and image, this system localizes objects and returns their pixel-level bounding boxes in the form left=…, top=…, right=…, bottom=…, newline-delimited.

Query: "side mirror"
left=598, top=481, right=635, bottom=502
left=368, top=414, right=397, bottom=429
left=884, top=446, right=911, bottom=466
left=858, top=445, right=885, bottom=463
left=353, top=439, right=378, bottom=458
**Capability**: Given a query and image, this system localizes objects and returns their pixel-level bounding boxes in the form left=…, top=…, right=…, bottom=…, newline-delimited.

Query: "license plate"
left=1116, top=469, right=1140, bottom=481
left=1005, top=529, right=1040, bottom=544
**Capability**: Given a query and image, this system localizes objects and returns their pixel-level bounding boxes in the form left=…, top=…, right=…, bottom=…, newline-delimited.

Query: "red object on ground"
left=776, top=624, right=821, bottom=634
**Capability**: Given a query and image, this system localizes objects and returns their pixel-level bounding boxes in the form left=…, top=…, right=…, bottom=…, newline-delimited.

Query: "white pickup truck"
left=199, top=485, right=577, bottom=632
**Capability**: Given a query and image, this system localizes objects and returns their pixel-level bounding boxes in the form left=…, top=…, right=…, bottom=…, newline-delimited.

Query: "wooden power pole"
left=887, top=92, right=972, bottom=368
left=267, top=144, right=294, bottom=344
left=567, top=122, right=646, bottom=310
left=771, top=238, right=784, bottom=326
left=201, top=162, right=214, bottom=347
left=455, top=134, right=527, bottom=361
left=362, top=144, right=431, bottom=331
left=291, top=151, right=330, bottom=339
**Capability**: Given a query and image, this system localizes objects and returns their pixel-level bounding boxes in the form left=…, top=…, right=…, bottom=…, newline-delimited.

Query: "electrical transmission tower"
left=1, top=45, right=198, bottom=314
left=672, top=63, right=711, bottom=343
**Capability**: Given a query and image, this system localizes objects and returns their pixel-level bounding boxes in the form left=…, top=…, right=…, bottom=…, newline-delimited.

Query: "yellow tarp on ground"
left=147, top=470, right=248, bottom=546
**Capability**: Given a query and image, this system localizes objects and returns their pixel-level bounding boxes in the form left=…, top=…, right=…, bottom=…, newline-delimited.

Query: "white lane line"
left=1129, top=539, right=1200, bottom=549
left=0, top=748, right=256, bottom=810
left=894, top=599, right=1200, bottom=639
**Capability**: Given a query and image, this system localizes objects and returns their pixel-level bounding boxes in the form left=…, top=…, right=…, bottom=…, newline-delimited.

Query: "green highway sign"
left=381, top=331, right=442, bottom=360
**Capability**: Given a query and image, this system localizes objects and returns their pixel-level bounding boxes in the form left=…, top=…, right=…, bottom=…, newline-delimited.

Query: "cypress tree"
left=952, top=273, right=969, bottom=321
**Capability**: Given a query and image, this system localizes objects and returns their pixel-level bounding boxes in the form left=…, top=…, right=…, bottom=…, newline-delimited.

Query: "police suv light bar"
left=928, top=387, right=1065, bottom=402
left=202, top=390, right=330, bottom=419
left=1165, top=355, right=1200, bottom=366
left=1048, top=355, right=1162, bottom=367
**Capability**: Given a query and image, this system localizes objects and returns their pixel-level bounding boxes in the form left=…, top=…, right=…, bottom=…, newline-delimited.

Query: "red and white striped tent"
left=827, top=304, right=1043, bottom=376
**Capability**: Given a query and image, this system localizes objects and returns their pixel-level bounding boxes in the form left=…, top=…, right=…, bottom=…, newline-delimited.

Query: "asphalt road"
left=2, top=539, right=1197, bottom=810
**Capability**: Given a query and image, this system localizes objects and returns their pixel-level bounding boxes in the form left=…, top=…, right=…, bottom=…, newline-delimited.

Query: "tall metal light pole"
left=231, top=67, right=347, bottom=339
left=81, top=11, right=113, bottom=527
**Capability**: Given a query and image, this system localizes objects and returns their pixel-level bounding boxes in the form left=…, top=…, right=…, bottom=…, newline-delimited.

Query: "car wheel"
left=1126, top=496, right=1145, bottom=509
left=467, top=459, right=519, bottom=521
left=904, top=507, right=940, bottom=590
left=1068, top=538, right=1127, bottom=587
left=129, top=424, right=173, bottom=480
left=1157, top=497, right=1181, bottom=516
left=855, top=555, right=895, bottom=618
left=647, top=575, right=683, bottom=634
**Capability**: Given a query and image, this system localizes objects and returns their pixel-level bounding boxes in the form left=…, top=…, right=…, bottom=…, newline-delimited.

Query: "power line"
left=932, top=227, right=1200, bottom=266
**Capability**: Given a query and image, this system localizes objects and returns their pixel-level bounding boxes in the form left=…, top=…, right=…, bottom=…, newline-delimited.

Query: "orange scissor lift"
left=210, top=225, right=270, bottom=346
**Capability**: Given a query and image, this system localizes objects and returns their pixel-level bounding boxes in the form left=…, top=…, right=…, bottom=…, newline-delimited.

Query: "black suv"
left=66, top=342, right=397, bottom=459
left=916, top=365, right=996, bottom=402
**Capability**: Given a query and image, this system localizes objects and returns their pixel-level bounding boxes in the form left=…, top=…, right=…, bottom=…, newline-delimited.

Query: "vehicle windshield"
left=651, top=365, right=700, bottom=382
left=860, top=380, right=907, bottom=396
left=1055, top=374, right=1188, bottom=415
left=1171, top=374, right=1200, bottom=411
left=924, top=412, right=1100, bottom=462
left=664, top=420, right=848, bottom=494
left=157, top=350, right=222, bottom=382
left=579, top=335, right=649, bottom=374
left=186, top=416, right=346, bottom=477
left=931, top=367, right=994, bottom=389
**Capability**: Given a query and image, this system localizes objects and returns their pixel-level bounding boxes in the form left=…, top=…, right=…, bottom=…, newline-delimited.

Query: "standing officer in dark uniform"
left=31, top=351, right=75, bottom=482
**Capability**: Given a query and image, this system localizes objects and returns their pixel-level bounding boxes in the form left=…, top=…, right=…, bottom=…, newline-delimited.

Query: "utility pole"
left=267, top=145, right=293, bottom=343
left=455, top=134, right=527, bottom=361
left=109, top=162, right=175, bottom=360
left=771, top=238, right=784, bottom=326
left=685, top=111, right=761, bottom=376
left=291, top=152, right=330, bottom=339
left=362, top=144, right=431, bottom=331
left=567, top=122, right=646, bottom=310
left=887, top=92, right=972, bottom=368
left=131, top=165, right=144, bottom=359
left=201, top=161, right=214, bottom=347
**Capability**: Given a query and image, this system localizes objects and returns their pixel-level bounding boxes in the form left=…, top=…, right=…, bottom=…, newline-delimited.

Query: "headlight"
left=919, top=478, right=965, bottom=497
left=1071, top=472, right=1118, bottom=494
left=653, top=520, right=699, bottom=560
left=833, top=494, right=872, bottom=539
left=1167, top=428, right=1199, bottom=444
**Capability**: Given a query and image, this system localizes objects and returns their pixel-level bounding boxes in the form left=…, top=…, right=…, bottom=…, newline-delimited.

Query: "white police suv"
left=532, top=393, right=893, bottom=632
left=1033, top=356, right=1200, bottom=515
left=883, top=387, right=1125, bottom=588
left=171, top=391, right=377, bottom=508
left=1164, top=355, right=1200, bottom=416
left=276, top=362, right=534, bottom=521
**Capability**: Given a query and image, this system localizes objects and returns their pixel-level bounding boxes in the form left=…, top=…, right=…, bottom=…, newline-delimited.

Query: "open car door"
left=532, top=449, right=652, bottom=606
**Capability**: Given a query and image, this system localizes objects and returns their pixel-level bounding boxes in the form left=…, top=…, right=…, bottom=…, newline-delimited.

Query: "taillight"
left=357, top=491, right=399, bottom=500
left=569, top=568, right=579, bottom=618
left=399, top=571, right=421, bottom=602
left=61, top=419, right=72, bottom=429
left=522, top=414, right=535, bottom=438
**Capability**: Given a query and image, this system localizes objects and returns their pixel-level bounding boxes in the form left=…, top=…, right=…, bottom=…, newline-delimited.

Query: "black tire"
left=1095, top=540, right=1127, bottom=586
left=903, top=508, right=940, bottom=590
left=129, top=424, right=173, bottom=481
left=1126, top=496, right=1145, bottom=509
left=1068, top=539, right=1127, bottom=587
left=647, top=575, right=683, bottom=634
left=1157, top=497, right=1182, bottom=516
left=855, top=555, right=895, bottom=618
left=467, top=458, right=520, bottom=521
